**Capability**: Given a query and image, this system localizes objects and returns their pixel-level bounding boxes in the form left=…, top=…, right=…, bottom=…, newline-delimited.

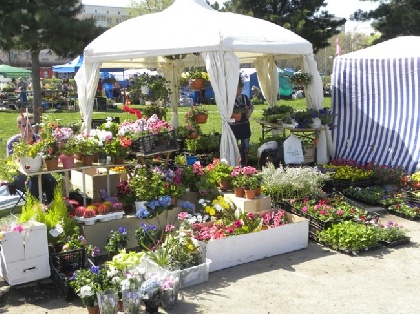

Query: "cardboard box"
left=202, top=213, right=309, bottom=272
left=303, top=144, right=315, bottom=163
left=71, top=168, right=121, bottom=202
left=0, top=222, right=49, bottom=263
left=224, top=194, right=271, bottom=213
left=0, top=255, right=50, bottom=286
left=0, top=222, right=50, bottom=285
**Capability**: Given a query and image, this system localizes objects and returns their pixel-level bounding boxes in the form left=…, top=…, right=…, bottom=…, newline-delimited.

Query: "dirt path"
left=1, top=212, right=419, bottom=314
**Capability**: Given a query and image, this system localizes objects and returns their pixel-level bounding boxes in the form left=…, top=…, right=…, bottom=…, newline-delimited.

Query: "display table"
left=20, top=160, right=133, bottom=206
left=79, top=207, right=182, bottom=254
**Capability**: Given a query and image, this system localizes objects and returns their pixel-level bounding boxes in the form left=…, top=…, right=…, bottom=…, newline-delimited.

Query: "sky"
left=81, top=0, right=379, bottom=33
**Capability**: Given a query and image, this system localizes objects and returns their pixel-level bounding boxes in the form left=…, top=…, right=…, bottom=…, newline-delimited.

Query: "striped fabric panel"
left=332, top=56, right=420, bottom=173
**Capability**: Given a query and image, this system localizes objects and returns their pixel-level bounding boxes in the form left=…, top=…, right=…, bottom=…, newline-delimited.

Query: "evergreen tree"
left=0, top=0, right=102, bottom=123
left=351, top=0, right=420, bottom=43
left=222, top=0, right=346, bottom=53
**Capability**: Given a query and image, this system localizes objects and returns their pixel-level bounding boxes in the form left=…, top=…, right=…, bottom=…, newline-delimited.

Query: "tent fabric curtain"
left=332, top=37, right=420, bottom=173
left=254, top=56, right=279, bottom=108
left=203, top=51, right=240, bottom=166
left=161, top=62, right=183, bottom=128
left=74, top=62, right=101, bottom=132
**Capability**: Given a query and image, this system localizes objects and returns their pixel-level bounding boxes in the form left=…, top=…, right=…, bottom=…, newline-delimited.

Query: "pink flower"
left=12, top=225, right=24, bottom=233
left=302, top=206, right=308, bottom=212
left=178, top=212, right=189, bottom=220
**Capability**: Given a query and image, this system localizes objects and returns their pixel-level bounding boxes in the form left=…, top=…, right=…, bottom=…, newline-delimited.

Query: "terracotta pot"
left=92, top=153, right=99, bottom=163
left=86, top=305, right=99, bottom=314
left=118, top=300, right=124, bottom=312
left=194, top=114, right=208, bottom=124
left=411, top=181, right=420, bottom=190
left=189, top=78, right=205, bottom=90
left=234, top=186, right=245, bottom=198
left=171, top=198, right=177, bottom=206
left=219, top=179, right=231, bottom=191
left=231, top=112, right=242, bottom=122
left=60, top=154, right=75, bottom=169
left=244, top=189, right=256, bottom=199
left=74, top=153, right=83, bottom=161
left=82, top=154, right=94, bottom=166
left=114, top=157, right=124, bottom=165
left=45, top=157, right=59, bottom=171
left=255, top=187, right=261, bottom=197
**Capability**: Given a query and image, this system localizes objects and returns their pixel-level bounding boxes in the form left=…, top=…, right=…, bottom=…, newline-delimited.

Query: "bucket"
left=186, top=155, right=197, bottom=165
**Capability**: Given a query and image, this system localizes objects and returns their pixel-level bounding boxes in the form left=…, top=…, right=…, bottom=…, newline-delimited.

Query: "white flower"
left=79, top=285, right=94, bottom=298
left=107, top=266, right=118, bottom=278
left=120, top=278, right=131, bottom=291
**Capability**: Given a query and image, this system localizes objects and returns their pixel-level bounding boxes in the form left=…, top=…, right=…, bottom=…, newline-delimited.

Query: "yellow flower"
left=187, top=244, right=195, bottom=251
left=0, top=232, right=3, bottom=240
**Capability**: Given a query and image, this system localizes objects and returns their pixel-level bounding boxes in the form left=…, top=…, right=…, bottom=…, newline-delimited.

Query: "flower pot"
left=82, top=154, right=94, bottom=166
left=189, top=78, right=205, bottom=90
left=234, top=186, right=245, bottom=198
left=186, top=155, right=197, bottom=165
left=411, top=181, right=420, bottom=190
left=231, top=112, right=242, bottom=122
left=86, top=305, right=99, bottom=314
left=255, top=187, right=261, bottom=197
left=122, top=289, right=142, bottom=314
left=141, top=85, right=150, bottom=95
left=92, top=153, right=99, bottom=163
left=59, top=154, right=75, bottom=169
left=74, top=153, right=83, bottom=161
left=97, top=290, right=118, bottom=314
left=244, top=189, right=257, bottom=199
left=19, top=155, right=43, bottom=173
left=45, top=157, right=59, bottom=171
left=135, top=201, right=147, bottom=212
left=194, top=114, right=208, bottom=124
left=161, top=287, right=178, bottom=310
left=219, top=179, right=231, bottom=191
left=310, top=117, right=321, bottom=128
left=123, top=204, right=135, bottom=215
left=114, top=157, right=124, bottom=165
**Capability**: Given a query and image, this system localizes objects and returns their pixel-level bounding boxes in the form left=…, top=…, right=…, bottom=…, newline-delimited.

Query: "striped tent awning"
left=331, top=36, right=420, bottom=173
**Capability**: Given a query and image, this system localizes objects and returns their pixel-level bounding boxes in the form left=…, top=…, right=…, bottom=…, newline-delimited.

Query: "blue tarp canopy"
left=53, top=55, right=124, bottom=73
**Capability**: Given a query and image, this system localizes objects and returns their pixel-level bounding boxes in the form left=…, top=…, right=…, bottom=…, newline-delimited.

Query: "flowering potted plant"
left=185, top=68, right=210, bottom=90
left=129, top=73, right=172, bottom=104
left=69, top=265, right=101, bottom=308
left=104, top=227, right=129, bottom=256
left=11, top=139, right=44, bottom=172
left=186, top=106, right=209, bottom=125
left=289, top=72, right=313, bottom=88
left=206, top=159, right=234, bottom=189
left=104, top=136, right=132, bottom=160
left=116, top=180, right=137, bottom=211
left=378, top=221, right=410, bottom=245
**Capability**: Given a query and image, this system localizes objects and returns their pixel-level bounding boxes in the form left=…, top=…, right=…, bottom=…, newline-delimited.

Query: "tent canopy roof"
left=52, top=55, right=84, bottom=73
left=337, top=36, right=420, bottom=59
left=0, top=64, right=31, bottom=78
left=84, top=0, right=313, bottom=68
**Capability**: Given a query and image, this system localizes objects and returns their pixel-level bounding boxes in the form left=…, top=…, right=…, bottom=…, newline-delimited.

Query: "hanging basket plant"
left=289, top=72, right=313, bottom=88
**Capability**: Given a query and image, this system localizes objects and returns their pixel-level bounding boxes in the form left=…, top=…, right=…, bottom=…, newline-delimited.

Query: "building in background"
left=0, top=3, right=130, bottom=70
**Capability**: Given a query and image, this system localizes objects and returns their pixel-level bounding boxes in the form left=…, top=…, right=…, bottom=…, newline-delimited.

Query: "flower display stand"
left=223, top=193, right=271, bottom=213
left=79, top=207, right=182, bottom=254
left=202, top=213, right=308, bottom=272
left=0, top=222, right=50, bottom=285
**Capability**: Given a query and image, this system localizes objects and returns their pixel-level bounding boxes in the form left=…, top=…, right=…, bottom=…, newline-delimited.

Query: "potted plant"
left=186, top=106, right=209, bottom=125
left=104, top=136, right=132, bottom=163
left=231, top=106, right=245, bottom=122
left=292, top=110, right=316, bottom=128
left=289, top=72, right=313, bottom=88
left=262, top=105, right=295, bottom=124
left=207, top=159, right=234, bottom=190
left=378, top=221, right=410, bottom=246
left=104, top=227, right=129, bottom=256
left=129, top=73, right=172, bottom=104
left=185, top=68, right=210, bottom=90
left=11, top=139, right=44, bottom=172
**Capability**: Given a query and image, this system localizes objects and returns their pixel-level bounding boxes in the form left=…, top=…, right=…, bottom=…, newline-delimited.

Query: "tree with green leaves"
left=351, top=0, right=420, bottom=43
left=0, top=0, right=103, bottom=123
left=221, top=0, right=346, bottom=53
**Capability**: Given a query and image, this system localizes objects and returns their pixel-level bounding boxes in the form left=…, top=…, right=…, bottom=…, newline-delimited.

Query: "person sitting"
left=6, top=113, right=57, bottom=204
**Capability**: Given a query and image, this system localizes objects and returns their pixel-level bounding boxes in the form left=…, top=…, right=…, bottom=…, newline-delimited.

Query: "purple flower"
left=91, top=246, right=100, bottom=257
left=91, top=265, right=100, bottom=274
left=136, top=207, right=150, bottom=219
left=118, top=227, right=127, bottom=235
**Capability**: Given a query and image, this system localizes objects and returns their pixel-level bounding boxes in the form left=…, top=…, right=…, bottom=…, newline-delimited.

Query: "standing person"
left=17, top=77, right=28, bottom=104
left=6, top=113, right=57, bottom=203
left=230, top=75, right=254, bottom=166
left=113, top=83, right=121, bottom=102
left=96, top=78, right=103, bottom=96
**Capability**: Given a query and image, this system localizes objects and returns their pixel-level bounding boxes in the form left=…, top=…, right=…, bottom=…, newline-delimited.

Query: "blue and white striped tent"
left=331, top=36, right=420, bottom=173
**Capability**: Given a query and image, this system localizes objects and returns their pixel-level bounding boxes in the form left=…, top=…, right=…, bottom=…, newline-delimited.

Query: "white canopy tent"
left=75, top=0, right=325, bottom=166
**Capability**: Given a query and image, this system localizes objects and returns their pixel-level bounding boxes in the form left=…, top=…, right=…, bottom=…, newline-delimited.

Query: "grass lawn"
left=0, top=97, right=331, bottom=160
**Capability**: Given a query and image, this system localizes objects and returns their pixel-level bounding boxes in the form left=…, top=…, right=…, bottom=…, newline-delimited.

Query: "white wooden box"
left=224, top=194, right=271, bottom=213
left=71, top=168, right=121, bottom=202
left=203, top=213, right=308, bottom=272
left=0, top=222, right=50, bottom=285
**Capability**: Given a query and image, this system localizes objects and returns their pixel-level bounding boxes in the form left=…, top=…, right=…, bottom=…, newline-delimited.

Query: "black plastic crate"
left=131, top=130, right=177, bottom=155
left=50, top=264, right=77, bottom=301
left=50, top=248, right=86, bottom=273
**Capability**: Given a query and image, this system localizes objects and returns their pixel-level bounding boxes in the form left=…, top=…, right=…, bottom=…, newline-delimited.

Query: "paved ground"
left=1, top=204, right=420, bottom=314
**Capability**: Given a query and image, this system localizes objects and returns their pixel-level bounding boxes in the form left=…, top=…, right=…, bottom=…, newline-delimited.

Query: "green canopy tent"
left=0, top=65, right=31, bottom=79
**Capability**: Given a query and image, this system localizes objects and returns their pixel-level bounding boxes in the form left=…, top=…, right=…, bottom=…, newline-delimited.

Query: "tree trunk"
left=31, top=51, right=42, bottom=128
